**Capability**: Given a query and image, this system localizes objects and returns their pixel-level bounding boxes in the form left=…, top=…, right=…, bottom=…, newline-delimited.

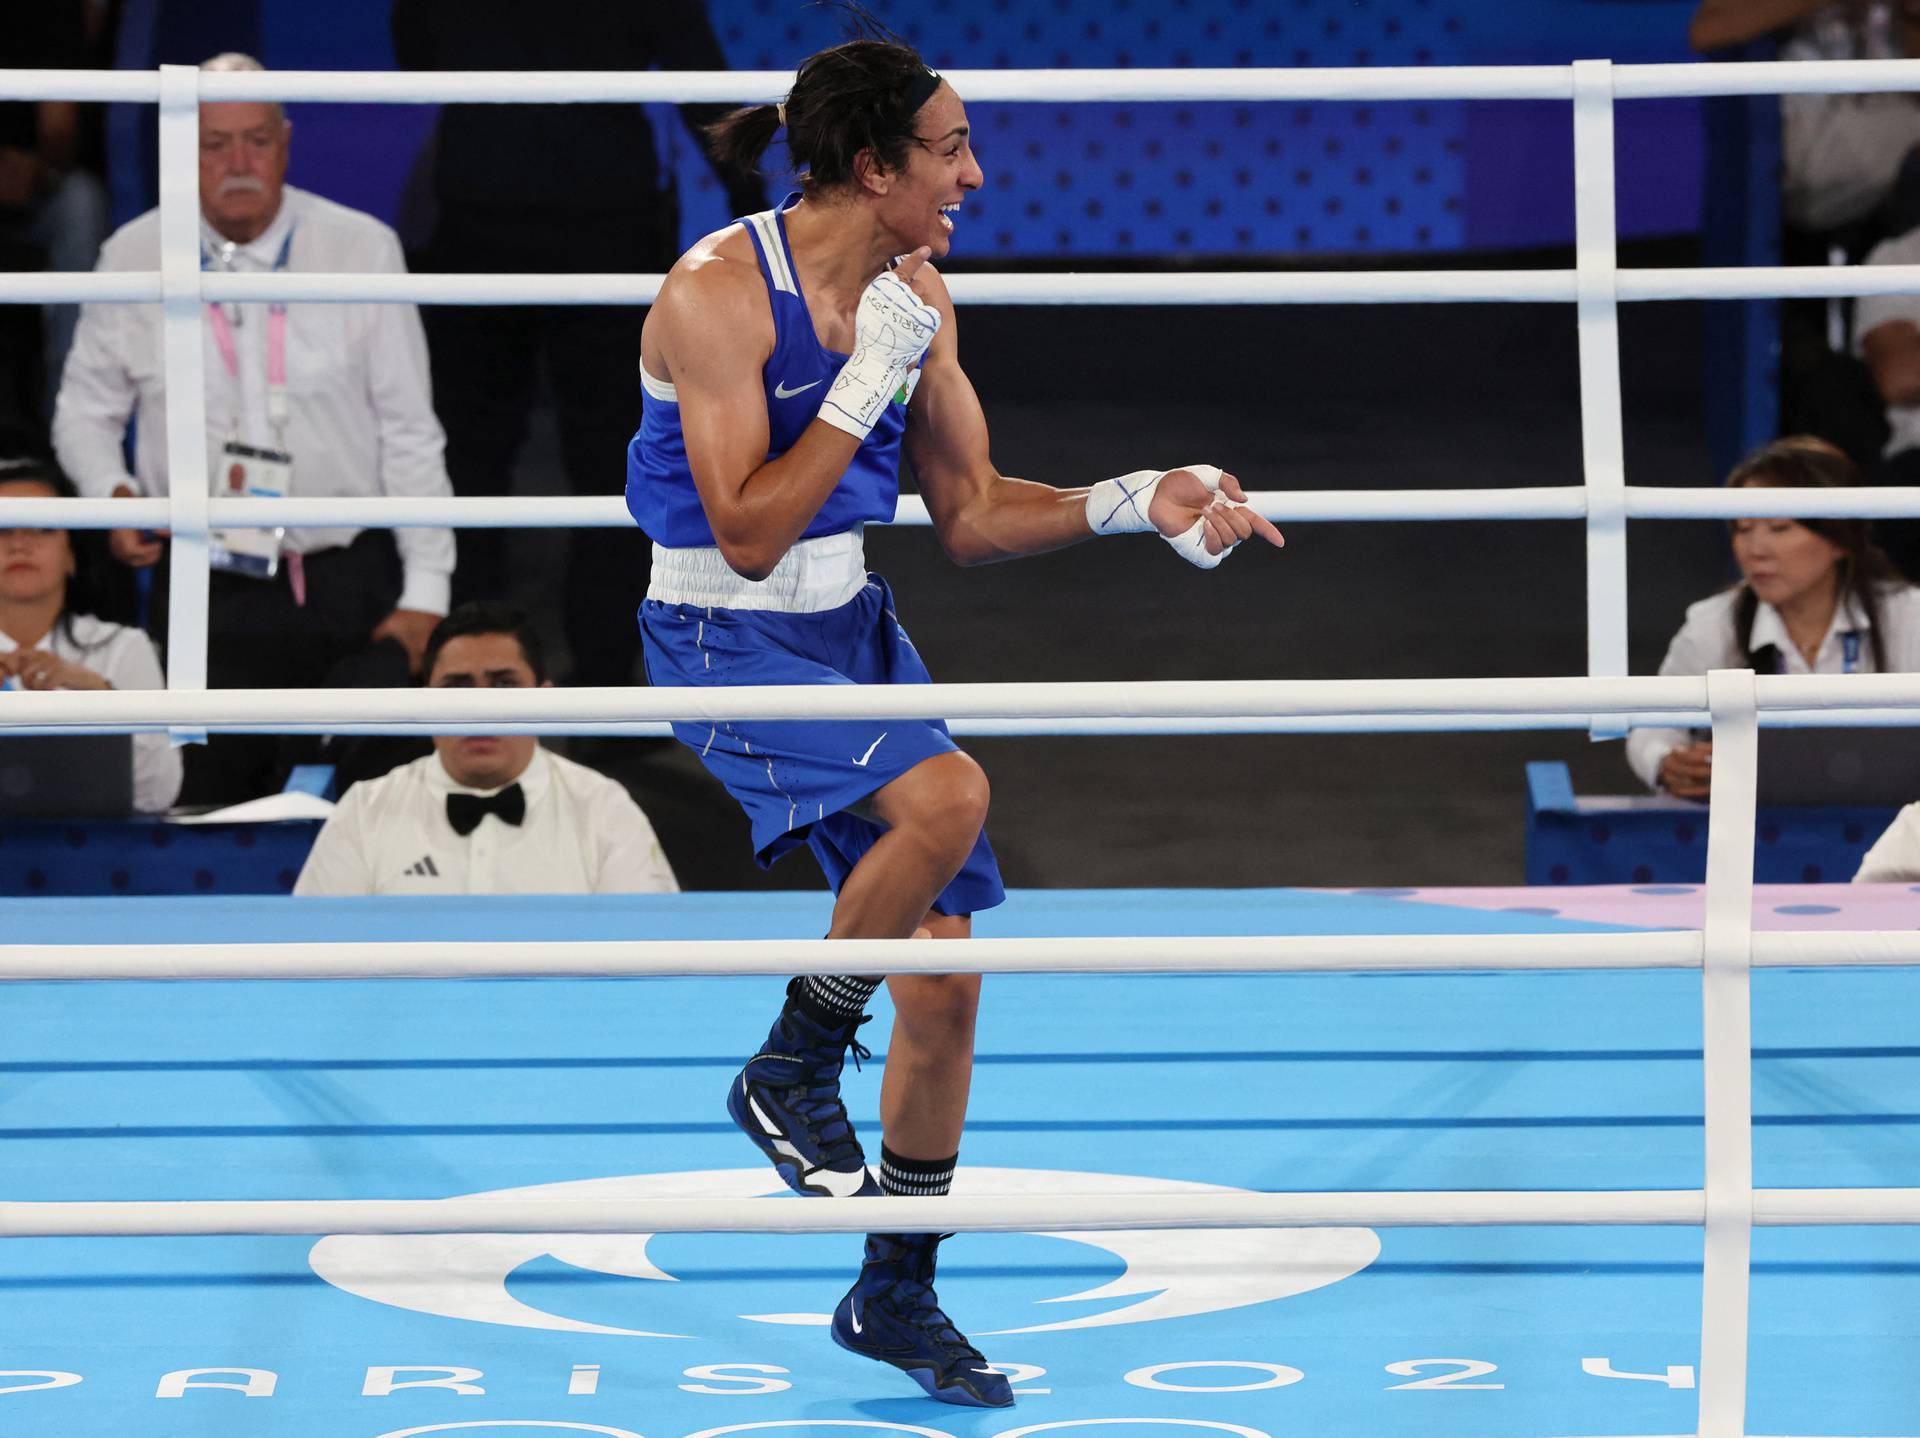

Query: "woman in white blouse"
left=1628, top=435, right=1920, bottom=798
left=0, top=459, right=182, bottom=812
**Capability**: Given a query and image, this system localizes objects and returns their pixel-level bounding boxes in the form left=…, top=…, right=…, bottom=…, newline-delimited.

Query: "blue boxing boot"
left=831, top=1232, right=1014, bottom=1408
left=727, top=978, right=882, bottom=1198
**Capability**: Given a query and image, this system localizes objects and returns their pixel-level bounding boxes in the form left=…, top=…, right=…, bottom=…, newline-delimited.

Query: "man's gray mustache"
left=218, top=176, right=267, bottom=196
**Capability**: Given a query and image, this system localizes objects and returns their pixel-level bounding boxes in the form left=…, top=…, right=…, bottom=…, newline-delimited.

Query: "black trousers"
left=425, top=205, right=669, bottom=687
left=150, top=530, right=417, bottom=806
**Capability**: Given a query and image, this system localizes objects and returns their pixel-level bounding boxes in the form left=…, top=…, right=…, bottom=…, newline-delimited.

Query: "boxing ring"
left=5, top=57, right=1920, bottom=1438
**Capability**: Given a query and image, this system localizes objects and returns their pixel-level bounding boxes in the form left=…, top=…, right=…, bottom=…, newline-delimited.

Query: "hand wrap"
left=818, top=270, right=941, bottom=440
left=1084, top=463, right=1244, bottom=569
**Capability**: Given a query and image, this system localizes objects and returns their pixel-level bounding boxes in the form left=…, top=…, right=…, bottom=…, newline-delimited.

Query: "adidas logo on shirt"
left=404, top=854, right=440, bottom=878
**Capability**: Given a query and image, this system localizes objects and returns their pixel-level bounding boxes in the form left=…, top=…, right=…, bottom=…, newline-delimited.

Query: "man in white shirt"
left=51, top=52, right=456, bottom=804
left=295, top=602, right=679, bottom=896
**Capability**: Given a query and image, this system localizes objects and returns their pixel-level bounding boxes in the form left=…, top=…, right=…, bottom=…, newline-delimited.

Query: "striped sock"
left=798, top=973, right=881, bottom=1022
left=880, top=1144, right=956, bottom=1198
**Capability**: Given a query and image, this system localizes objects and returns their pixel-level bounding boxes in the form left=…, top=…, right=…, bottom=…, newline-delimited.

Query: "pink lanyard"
left=203, top=228, right=304, bottom=602
left=203, top=228, right=294, bottom=438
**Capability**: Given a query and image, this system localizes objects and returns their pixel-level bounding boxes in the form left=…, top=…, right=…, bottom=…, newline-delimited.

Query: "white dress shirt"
left=0, top=614, right=182, bottom=813
left=294, top=746, right=680, bottom=896
left=52, top=185, right=455, bottom=615
left=1855, top=802, right=1920, bottom=881
left=1626, top=582, right=1920, bottom=790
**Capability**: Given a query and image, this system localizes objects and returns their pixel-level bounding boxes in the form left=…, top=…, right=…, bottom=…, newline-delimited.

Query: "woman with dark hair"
left=1627, top=435, right=1920, bottom=797
left=625, top=25, right=1282, bottom=1410
left=0, top=457, right=181, bottom=811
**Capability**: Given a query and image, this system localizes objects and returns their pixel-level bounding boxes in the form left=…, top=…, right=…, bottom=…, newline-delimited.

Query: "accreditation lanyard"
left=203, top=228, right=295, bottom=440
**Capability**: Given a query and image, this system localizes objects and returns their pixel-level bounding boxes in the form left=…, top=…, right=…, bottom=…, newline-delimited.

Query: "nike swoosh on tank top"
left=626, top=198, right=912, bottom=549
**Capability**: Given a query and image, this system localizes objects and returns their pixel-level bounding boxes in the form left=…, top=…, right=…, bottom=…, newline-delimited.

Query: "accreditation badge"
left=208, top=440, right=291, bottom=580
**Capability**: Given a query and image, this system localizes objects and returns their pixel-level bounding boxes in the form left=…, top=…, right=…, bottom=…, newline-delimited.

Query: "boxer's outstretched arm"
left=903, top=264, right=1281, bottom=567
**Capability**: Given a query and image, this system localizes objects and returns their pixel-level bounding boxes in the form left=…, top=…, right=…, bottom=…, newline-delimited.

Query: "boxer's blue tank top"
left=625, top=201, right=908, bottom=548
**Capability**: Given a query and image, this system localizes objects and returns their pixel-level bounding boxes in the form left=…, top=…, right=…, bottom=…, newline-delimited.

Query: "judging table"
left=0, top=817, right=324, bottom=896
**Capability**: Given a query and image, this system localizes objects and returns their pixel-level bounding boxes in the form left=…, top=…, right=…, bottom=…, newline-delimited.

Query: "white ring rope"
left=19, top=261, right=1920, bottom=308
left=0, top=1192, right=1719, bottom=1239
left=2, top=1189, right=1916, bottom=1239
left=0, top=932, right=1710, bottom=981
left=20, top=58, right=1920, bottom=106
left=3, top=673, right=1920, bottom=735
left=8, top=930, right=1920, bottom=983
left=1574, top=59, right=1627, bottom=692
left=17, top=486, right=1920, bottom=530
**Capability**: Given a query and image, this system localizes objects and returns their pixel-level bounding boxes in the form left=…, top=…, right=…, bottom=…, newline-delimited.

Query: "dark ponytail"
left=705, top=102, right=786, bottom=180
left=703, top=27, right=941, bottom=198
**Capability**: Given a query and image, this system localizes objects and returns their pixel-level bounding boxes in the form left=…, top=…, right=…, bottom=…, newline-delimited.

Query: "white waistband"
left=648, top=528, right=868, bottom=613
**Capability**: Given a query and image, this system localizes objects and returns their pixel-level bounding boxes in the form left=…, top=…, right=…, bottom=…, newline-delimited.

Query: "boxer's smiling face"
left=883, top=83, right=983, bottom=259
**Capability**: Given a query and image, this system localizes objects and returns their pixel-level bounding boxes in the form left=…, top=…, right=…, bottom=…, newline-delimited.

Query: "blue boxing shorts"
left=639, top=573, right=1005, bottom=917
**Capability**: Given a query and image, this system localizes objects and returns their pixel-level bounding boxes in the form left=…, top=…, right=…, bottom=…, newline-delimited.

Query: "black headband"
left=902, top=66, right=942, bottom=118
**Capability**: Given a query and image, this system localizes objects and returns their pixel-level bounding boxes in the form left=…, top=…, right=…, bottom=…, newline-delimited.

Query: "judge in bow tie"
left=294, top=602, right=680, bottom=896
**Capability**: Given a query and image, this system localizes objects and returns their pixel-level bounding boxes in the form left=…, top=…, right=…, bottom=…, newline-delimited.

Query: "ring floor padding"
left=2, top=887, right=1917, bottom=1437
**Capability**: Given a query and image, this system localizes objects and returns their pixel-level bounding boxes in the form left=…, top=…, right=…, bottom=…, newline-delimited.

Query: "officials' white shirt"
left=1856, top=802, right=1920, bottom=881
left=1626, top=582, right=1920, bottom=790
left=294, top=746, right=679, bottom=896
left=52, top=185, right=455, bottom=615
left=0, top=614, right=182, bottom=813
left=1855, top=225, right=1920, bottom=457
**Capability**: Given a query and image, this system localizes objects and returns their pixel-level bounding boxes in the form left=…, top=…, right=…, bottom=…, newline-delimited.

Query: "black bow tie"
left=446, top=783, right=526, bottom=836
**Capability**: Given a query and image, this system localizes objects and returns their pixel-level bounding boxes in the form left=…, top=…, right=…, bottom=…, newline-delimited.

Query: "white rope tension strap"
left=1698, top=668, right=1760, bottom=1438
left=156, top=64, right=208, bottom=745
left=0, top=672, right=1732, bottom=725
left=1573, top=60, right=1628, bottom=710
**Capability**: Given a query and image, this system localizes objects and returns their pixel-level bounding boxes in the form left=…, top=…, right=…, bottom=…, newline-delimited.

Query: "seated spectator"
left=1855, top=801, right=1920, bottom=878
left=1627, top=435, right=1920, bottom=798
left=51, top=52, right=455, bottom=807
left=294, top=602, right=679, bottom=895
left=1691, top=1, right=1920, bottom=235
left=0, top=454, right=182, bottom=811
